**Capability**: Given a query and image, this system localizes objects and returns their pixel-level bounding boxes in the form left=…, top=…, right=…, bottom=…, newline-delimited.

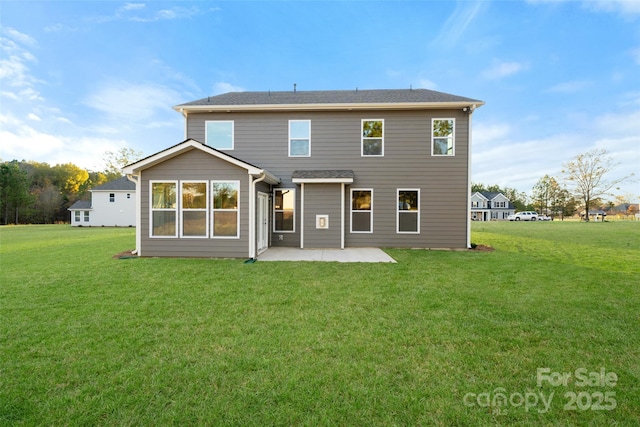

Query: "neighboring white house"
left=69, top=176, right=136, bottom=227
left=470, top=191, right=515, bottom=221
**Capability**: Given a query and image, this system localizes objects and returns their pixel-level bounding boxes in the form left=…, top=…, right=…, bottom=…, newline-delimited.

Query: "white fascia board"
left=292, top=177, right=354, bottom=184
left=174, top=101, right=485, bottom=114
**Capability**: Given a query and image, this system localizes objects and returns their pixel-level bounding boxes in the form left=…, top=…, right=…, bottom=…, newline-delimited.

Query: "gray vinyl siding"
left=302, top=184, right=343, bottom=249
left=187, top=109, right=470, bottom=249
left=140, top=148, right=251, bottom=258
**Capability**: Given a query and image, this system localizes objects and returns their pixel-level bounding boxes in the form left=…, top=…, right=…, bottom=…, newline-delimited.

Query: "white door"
left=257, top=192, right=269, bottom=253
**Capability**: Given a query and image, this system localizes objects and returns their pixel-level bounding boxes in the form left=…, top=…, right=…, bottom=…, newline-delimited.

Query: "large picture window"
left=206, top=121, right=234, bottom=150
left=432, top=118, right=455, bottom=156
left=351, top=189, right=373, bottom=233
left=150, top=181, right=177, bottom=237
left=289, top=120, right=311, bottom=157
left=397, top=189, right=420, bottom=233
left=212, top=181, right=239, bottom=238
left=181, top=182, right=208, bottom=237
left=362, top=119, right=384, bottom=156
left=274, top=189, right=295, bottom=232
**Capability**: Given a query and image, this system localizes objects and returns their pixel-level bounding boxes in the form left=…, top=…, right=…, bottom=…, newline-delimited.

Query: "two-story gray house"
left=123, top=89, right=484, bottom=258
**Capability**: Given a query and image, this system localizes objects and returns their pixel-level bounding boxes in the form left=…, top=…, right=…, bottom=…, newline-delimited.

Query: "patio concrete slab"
left=258, top=247, right=396, bottom=263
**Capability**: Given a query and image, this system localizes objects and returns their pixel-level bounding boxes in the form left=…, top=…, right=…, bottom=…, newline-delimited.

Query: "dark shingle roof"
left=292, top=170, right=355, bottom=179
left=176, top=89, right=482, bottom=108
left=92, top=176, right=136, bottom=191
left=69, top=200, right=91, bottom=210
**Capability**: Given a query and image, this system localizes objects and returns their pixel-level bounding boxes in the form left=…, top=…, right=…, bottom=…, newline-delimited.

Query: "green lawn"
left=1, top=222, right=639, bottom=426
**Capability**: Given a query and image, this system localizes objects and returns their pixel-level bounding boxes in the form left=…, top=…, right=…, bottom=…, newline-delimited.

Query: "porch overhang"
left=291, top=170, right=354, bottom=184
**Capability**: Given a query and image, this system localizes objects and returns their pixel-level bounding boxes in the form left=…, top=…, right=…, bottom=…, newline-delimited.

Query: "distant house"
left=123, top=88, right=484, bottom=258
left=470, top=191, right=515, bottom=221
left=68, top=176, right=136, bottom=226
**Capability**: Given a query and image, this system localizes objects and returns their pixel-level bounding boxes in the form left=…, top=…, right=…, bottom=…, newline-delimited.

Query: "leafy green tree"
left=562, top=149, right=634, bottom=221
left=0, top=161, right=32, bottom=224
left=103, top=148, right=143, bottom=180
left=532, top=175, right=563, bottom=214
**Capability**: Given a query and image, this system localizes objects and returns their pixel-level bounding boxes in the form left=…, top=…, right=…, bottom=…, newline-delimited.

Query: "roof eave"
left=174, top=101, right=485, bottom=114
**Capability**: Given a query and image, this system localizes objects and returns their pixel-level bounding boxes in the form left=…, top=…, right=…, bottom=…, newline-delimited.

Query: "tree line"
left=475, top=149, right=636, bottom=220
left=0, top=148, right=141, bottom=225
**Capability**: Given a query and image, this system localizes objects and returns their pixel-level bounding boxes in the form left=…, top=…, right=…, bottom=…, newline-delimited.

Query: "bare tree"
left=562, top=149, right=634, bottom=221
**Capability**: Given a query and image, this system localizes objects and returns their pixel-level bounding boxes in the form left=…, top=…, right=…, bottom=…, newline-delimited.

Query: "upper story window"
left=109, top=193, right=115, bottom=202
left=362, top=119, right=384, bottom=156
left=206, top=121, right=234, bottom=150
left=289, top=120, right=311, bottom=157
left=432, top=118, right=455, bottom=156
left=274, top=189, right=295, bottom=232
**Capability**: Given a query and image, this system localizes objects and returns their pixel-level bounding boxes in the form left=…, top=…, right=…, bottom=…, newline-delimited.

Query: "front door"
left=257, top=192, right=269, bottom=254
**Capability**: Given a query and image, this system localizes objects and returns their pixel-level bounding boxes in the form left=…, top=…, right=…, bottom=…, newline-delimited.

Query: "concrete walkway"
left=258, top=247, right=396, bottom=263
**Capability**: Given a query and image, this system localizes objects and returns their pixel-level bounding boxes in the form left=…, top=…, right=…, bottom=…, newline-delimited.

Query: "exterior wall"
left=139, top=148, right=251, bottom=258
left=187, top=109, right=471, bottom=249
left=89, top=190, right=136, bottom=227
left=302, top=184, right=343, bottom=249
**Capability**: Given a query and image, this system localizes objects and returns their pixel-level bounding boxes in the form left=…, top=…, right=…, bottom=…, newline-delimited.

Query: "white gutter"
left=300, top=183, right=305, bottom=249
left=126, top=173, right=141, bottom=255
left=466, top=109, right=474, bottom=249
left=341, top=183, right=345, bottom=249
left=174, top=101, right=486, bottom=114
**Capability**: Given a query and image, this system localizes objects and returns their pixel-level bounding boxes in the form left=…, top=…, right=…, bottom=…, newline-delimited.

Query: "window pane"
left=363, top=139, right=382, bottom=156
left=399, top=212, right=418, bottom=232
left=212, top=182, right=238, bottom=209
left=290, top=139, right=310, bottom=156
left=398, top=191, right=418, bottom=211
left=152, top=183, right=176, bottom=209
left=214, top=211, right=238, bottom=236
left=275, top=211, right=294, bottom=231
left=274, top=190, right=294, bottom=210
left=152, top=211, right=176, bottom=236
left=75, top=211, right=80, bottom=221
left=362, top=120, right=382, bottom=138
left=433, top=119, right=453, bottom=137
left=183, top=211, right=207, bottom=236
left=290, top=121, right=310, bottom=139
left=206, top=121, right=233, bottom=149
left=352, top=190, right=371, bottom=210
left=352, top=211, right=371, bottom=232
left=84, top=211, right=89, bottom=221
left=182, top=183, right=207, bottom=209
left=434, top=138, right=453, bottom=155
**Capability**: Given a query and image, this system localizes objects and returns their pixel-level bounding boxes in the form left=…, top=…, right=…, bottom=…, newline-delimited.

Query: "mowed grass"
left=1, top=223, right=639, bottom=426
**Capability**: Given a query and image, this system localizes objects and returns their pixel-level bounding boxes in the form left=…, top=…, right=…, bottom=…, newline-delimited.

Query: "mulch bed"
left=112, top=250, right=136, bottom=259
left=470, top=245, right=495, bottom=252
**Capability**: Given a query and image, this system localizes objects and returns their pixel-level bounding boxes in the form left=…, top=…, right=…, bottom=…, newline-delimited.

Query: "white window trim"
left=397, top=188, right=420, bottom=234
left=432, top=118, right=455, bottom=156
left=273, top=188, right=296, bottom=233
left=350, top=188, right=373, bottom=234
left=211, top=180, right=240, bottom=239
left=149, top=180, right=178, bottom=238
left=361, top=119, right=384, bottom=157
left=180, top=180, right=209, bottom=239
left=288, top=120, right=311, bottom=157
left=205, top=120, right=235, bottom=150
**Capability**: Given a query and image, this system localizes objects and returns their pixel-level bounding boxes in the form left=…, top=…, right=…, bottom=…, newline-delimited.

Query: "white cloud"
left=213, top=82, right=245, bottom=94
left=482, top=60, right=529, bottom=80
left=432, top=1, right=484, bottom=48
left=416, top=79, right=438, bottom=90
left=27, top=113, right=41, bottom=121
left=123, top=3, right=146, bottom=11
left=2, top=27, right=37, bottom=47
left=84, top=82, right=180, bottom=122
left=547, top=80, right=593, bottom=93
left=630, top=46, right=640, bottom=65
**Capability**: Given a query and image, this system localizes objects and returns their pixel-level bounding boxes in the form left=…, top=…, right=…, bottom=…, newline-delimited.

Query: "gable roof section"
left=175, top=89, right=484, bottom=113
left=122, top=139, right=280, bottom=185
left=69, top=200, right=92, bottom=210
left=292, top=170, right=355, bottom=184
left=92, top=176, right=135, bottom=192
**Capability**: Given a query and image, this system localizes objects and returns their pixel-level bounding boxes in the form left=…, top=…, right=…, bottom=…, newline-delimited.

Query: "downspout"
left=248, top=172, right=268, bottom=260
left=341, top=183, right=345, bottom=249
left=126, top=173, right=140, bottom=255
left=466, top=107, right=475, bottom=249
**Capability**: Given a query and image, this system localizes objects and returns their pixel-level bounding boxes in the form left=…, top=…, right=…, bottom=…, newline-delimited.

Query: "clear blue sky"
left=1, top=0, right=639, bottom=200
